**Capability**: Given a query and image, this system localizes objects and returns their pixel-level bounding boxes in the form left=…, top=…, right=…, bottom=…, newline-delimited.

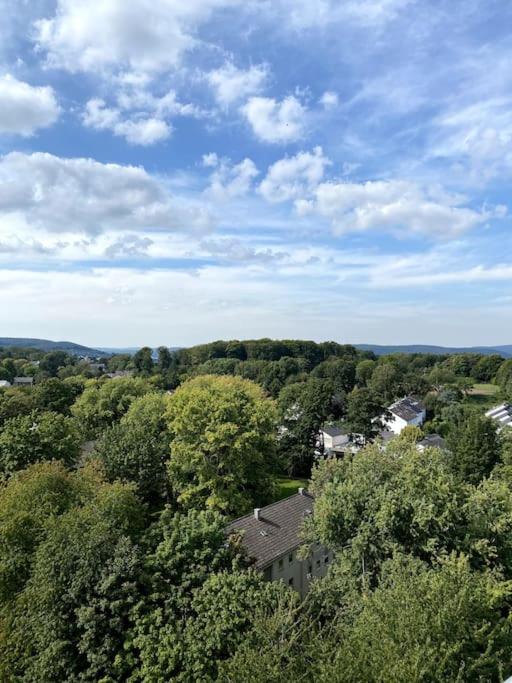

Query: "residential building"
left=13, top=376, right=34, bottom=387
left=381, top=396, right=426, bottom=435
left=226, top=489, right=333, bottom=597
left=417, top=433, right=447, bottom=451
left=320, top=426, right=349, bottom=453
left=0, top=380, right=11, bottom=388
left=485, top=403, right=512, bottom=430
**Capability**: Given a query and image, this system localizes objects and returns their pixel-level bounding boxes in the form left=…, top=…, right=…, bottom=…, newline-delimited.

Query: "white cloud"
left=297, top=179, right=504, bottom=238
left=0, top=152, right=212, bottom=235
left=207, top=62, right=268, bottom=106
left=83, top=99, right=171, bottom=145
left=259, top=146, right=330, bottom=203
left=200, top=238, right=288, bottom=263
left=0, top=74, right=60, bottom=135
left=432, top=98, right=512, bottom=177
left=319, top=91, right=339, bottom=109
left=205, top=156, right=259, bottom=201
left=242, top=95, right=307, bottom=143
left=275, top=0, right=412, bottom=29
left=34, top=0, right=241, bottom=75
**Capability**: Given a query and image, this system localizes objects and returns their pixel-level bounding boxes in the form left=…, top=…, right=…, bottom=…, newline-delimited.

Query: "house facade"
left=226, top=489, right=333, bottom=598
left=13, top=376, right=34, bottom=387
left=381, top=396, right=426, bottom=435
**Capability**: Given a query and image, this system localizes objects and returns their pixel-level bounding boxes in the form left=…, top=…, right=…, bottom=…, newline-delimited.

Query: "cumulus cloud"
left=0, top=152, right=212, bottom=235
left=319, top=91, right=339, bottom=109
left=83, top=99, right=171, bottom=145
left=0, top=74, right=60, bottom=136
left=207, top=62, right=268, bottom=106
left=204, top=156, right=259, bottom=201
left=34, top=0, right=241, bottom=75
left=297, top=179, right=504, bottom=238
left=241, top=95, right=307, bottom=143
left=259, top=146, right=331, bottom=202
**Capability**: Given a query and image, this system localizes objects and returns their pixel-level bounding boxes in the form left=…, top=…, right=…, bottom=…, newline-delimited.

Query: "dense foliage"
left=1, top=339, right=512, bottom=680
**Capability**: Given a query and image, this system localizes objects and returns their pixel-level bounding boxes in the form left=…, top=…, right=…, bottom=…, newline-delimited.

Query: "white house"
left=320, top=426, right=350, bottom=453
left=226, top=489, right=333, bottom=598
left=485, top=403, right=512, bottom=431
left=381, top=396, right=426, bottom=435
left=0, top=380, right=11, bottom=388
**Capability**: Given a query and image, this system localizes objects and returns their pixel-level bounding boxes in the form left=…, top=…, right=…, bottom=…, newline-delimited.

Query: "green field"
left=274, top=476, right=309, bottom=501
left=465, top=382, right=500, bottom=410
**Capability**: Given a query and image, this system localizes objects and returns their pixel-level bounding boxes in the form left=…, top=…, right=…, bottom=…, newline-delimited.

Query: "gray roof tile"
left=226, top=492, right=314, bottom=569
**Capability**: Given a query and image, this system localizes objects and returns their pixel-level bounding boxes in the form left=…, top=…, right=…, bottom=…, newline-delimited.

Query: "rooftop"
left=418, top=433, right=447, bottom=449
left=486, top=404, right=512, bottom=429
left=389, top=396, right=425, bottom=422
left=226, top=490, right=314, bottom=569
left=322, top=425, right=345, bottom=438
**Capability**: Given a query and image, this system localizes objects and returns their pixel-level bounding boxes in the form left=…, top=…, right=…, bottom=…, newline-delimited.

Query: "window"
left=316, top=559, right=321, bottom=568
left=288, top=553, right=293, bottom=563
left=324, top=555, right=329, bottom=564
left=278, top=558, right=284, bottom=571
left=263, top=566, right=272, bottom=581
left=288, top=577, right=294, bottom=587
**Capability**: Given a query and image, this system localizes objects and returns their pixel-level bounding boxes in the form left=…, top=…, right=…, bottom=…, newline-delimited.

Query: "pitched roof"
left=13, top=376, right=34, bottom=384
left=418, top=433, right=447, bottom=449
left=389, top=396, right=425, bottom=421
left=486, top=404, right=512, bottom=429
left=322, top=425, right=344, bottom=438
left=226, top=491, right=314, bottom=569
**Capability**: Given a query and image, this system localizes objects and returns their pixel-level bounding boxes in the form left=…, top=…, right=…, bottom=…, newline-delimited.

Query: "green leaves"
left=166, top=375, right=278, bottom=515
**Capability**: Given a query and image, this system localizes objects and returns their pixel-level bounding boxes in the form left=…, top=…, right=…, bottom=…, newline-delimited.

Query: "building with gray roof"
left=226, top=489, right=332, bottom=596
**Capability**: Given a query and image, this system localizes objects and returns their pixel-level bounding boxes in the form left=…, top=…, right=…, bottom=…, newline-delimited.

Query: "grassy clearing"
left=465, top=382, right=500, bottom=410
left=274, top=476, right=309, bottom=501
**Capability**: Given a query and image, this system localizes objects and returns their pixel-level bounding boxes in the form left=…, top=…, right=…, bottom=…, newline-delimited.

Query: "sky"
left=0, top=0, right=511, bottom=348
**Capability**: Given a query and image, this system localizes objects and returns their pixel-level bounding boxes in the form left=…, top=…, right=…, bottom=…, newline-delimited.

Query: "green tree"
left=96, top=392, right=171, bottom=506
left=0, top=411, right=80, bottom=479
left=166, top=375, right=277, bottom=514
left=447, top=413, right=501, bottom=484
left=325, top=554, right=512, bottom=683
left=307, top=443, right=466, bottom=577
left=278, top=378, right=335, bottom=476
left=133, top=346, right=154, bottom=375
left=368, top=363, right=401, bottom=403
left=71, top=377, right=152, bottom=437
left=157, top=346, right=173, bottom=372
left=0, top=461, right=93, bottom=604
left=345, top=387, right=384, bottom=442
left=0, top=478, right=145, bottom=683
left=33, top=377, right=77, bottom=414
left=129, top=507, right=250, bottom=681
left=355, top=359, right=376, bottom=386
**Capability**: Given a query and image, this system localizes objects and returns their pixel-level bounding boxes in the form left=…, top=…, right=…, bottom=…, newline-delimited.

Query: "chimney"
left=254, top=508, right=261, bottom=520
left=298, top=488, right=305, bottom=496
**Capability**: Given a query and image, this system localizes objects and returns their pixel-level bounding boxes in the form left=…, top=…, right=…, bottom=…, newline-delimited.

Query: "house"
left=0, top=380, right=11, bottom=388
left=417, top=433, right=447, bottom=451
left=226, top=489, right=333, bottom=598
left=485, top=403, right=512, bottom=431
left=320, top=426, right=349, bottom=453
left=13, top=376, right=34, bottom=387
left=381, top=396, right=426, bottom=435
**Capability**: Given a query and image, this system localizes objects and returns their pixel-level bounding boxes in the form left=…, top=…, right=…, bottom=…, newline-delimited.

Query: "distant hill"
left=0, top=338, right=108, bottom=357
left=355, top=344, right=512, bottom=358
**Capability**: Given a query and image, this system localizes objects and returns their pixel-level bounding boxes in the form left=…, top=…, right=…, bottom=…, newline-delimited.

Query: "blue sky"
left=0, top=0, right=511, bottom=347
